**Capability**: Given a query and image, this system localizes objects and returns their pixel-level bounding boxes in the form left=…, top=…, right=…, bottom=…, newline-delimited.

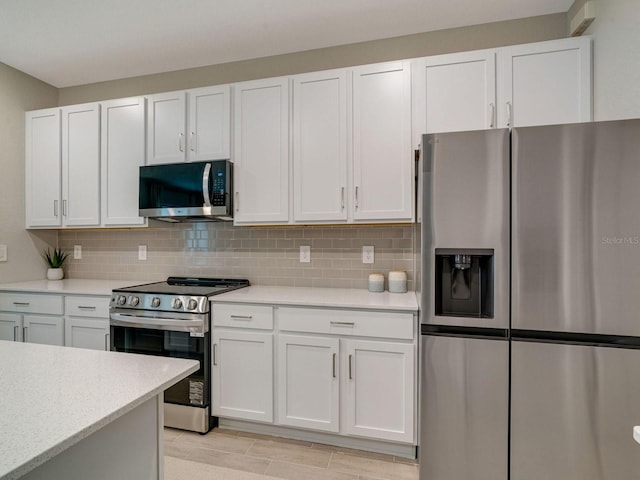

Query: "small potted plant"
left=42, top=247, right=68, bottom=280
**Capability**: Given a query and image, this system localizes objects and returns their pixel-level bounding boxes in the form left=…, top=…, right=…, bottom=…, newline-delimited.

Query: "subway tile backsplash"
left=59, top=223, right=415, bottom=290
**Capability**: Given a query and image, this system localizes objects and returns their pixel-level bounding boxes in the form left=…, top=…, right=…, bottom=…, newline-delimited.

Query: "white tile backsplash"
left=59, top=223, right=415, bottom=289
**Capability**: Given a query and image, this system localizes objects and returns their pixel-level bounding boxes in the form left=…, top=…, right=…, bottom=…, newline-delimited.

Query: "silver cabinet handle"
left=330, top=321, right=355, bottom=327
left=348, top=354, right=353, bottom=380
left=13, top=325, right=18, bottom=342
left=190, top=132, right=196, bottom=152
left=54, top=200, right=58, bottom=217
left=354, top=186, right=359, bottom=210
left=489, top=103, right=496, bottom=128
left=506, top=101, right=512, bottom=127
left=13, top=302, right=30, bottom=306
left=235, top=192, right=239, bottom=212
left=202, top=163, right=212, bottom=208
left=179, top=133, right=185, bottom=152
left=63, top=199, right=68, bottom=217
left=332, top=353, right=337, bottom=378
left=78, top=306, right=97, bottom=310
left=340, top=187, right=345, bottom=210
left=213, top=343, right=217, bottom=366
left=104, top=332, right=110, bottom=351
left=23, top=326, right=28, bottom=343
left=230, top=315, right=253, bottom=321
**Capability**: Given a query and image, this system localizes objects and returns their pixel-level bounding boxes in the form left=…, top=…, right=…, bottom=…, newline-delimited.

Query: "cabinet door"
left=101, top=97, right=146, bottom=226
left=352, top=62, right=413, bottom=222
left=25, top=108, right=62, bottom=227
left=0, top=313, right=22, bottom=342
left=343, top=339, right=414, bottom=443
left=233, top=78, right=290, bottom=224
left=415, top=50, right=496, bottom=135
left=277, top=334, right=339, bottom=432
left=187, top=85, right=231, bottom=162
left=499, top=37, right=592, bottom=128
left=293, top=70, right=348, bottom=222
left=65, top=317, right=109, bottom=350
left=62, top=103, right=101, bottom=227
left=212, top=329, right=273, bottom=422
left=146, top=91, right=186, bottom=165
left=23, top=315, right=64, bottom=346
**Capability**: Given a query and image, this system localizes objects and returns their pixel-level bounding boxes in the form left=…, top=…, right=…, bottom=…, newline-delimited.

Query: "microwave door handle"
left=202, top=163, right=212, bottom=208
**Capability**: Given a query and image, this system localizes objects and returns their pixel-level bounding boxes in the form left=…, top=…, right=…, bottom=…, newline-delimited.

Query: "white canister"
left=388, top=270, right=407, bottom=293
left=368, top=273, right=385, bottom=292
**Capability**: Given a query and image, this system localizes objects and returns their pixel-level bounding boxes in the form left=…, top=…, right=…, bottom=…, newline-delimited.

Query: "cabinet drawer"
left=212, top=303, right=273, bottom=330
left=0, top=293, right=63, bottom=315
left=65, top=296, right=110, bottom=318
left=278, top=307, right=414, bottom=340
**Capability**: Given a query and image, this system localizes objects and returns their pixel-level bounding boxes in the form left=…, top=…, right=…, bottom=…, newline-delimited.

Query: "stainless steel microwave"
left=139, top=160, right=233, bottom=222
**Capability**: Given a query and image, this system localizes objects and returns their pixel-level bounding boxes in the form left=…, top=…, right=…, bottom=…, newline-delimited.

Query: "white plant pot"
left=47, top=268, right=64, bottom=281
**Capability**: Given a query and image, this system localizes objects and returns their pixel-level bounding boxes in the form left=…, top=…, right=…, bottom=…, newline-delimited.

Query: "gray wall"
left=0, top=63, right=58, bottom=283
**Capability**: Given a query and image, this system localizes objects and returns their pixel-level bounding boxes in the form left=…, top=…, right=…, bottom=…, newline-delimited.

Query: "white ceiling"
left=0, top=0, right=573, bottom=88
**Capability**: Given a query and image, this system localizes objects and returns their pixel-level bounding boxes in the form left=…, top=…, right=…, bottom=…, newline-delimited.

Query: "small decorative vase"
left=47, top=268, right=64, bottom=280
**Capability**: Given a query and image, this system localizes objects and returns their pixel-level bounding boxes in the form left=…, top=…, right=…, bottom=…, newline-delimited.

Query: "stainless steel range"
left=109, top=277, right=249, bottom=433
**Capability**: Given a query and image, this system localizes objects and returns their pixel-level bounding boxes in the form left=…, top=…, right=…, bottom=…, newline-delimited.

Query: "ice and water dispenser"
left=434, top=248, right=494, bottom=318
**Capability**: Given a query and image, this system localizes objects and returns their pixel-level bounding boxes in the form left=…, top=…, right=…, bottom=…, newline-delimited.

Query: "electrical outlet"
left=300, top=245, right=311, bottom=263
left=74, top=245, right=82, bottom=260
left=0, top=245, right=7, bottom=262
left=362, top=245, right=374, bottom=264
left=138, top=245, right=147, bottom=261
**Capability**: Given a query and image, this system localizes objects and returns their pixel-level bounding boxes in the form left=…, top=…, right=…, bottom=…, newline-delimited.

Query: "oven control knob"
left=172, top=298, right=183, bottom=309
left=129, top=296, right=140, bottom=307
left=151, top=297, right=161, bottom=308
left=187, top=299, right=198, bottom=311
left=117, top=295, right=127, bottom=306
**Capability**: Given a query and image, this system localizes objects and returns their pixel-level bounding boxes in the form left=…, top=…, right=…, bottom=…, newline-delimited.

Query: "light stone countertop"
left=212, top=285, right=419, bottom=312
left=0, top=279, right=153, bottom=296
left=0, top=340, right=198, bottom=480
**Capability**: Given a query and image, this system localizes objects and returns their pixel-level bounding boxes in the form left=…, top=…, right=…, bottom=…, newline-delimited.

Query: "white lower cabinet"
left=212, top=329, right=273, bottom=423
left=277, top=334, right=340, bottom=432
left=343, top=339, right=414, bottom=443
left=64, top=295, right=110, bottom=350
left=0, top=293, right=64, bottom=345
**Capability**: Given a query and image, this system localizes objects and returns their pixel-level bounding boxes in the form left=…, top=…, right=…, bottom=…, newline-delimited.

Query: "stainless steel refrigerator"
left=419, top=119, right=640, bottom=480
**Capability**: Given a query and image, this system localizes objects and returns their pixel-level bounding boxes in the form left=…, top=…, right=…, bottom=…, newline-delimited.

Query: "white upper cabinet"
left=292, top=70, right=348, bottom=223
left=187, top=85, right=231, bottom=162
left=414, top=50, right=496, bottom=136
left=498, top=37, right=592, bottom=128
left=147, top=86, right=231, bottom=165
left=101, top=97, right=146, bottom=226
left=233, top=77, right=290, bottom=224
left=25, top=108, right=62, bottom=228
left=61, top=103, right=101, bottom=227
left=352, top=61, right=413, bottom=222
left=146, top=91, right=186, bottom=165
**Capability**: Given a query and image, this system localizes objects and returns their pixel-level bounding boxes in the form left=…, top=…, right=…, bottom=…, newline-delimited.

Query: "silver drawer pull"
left=78, top=306, right=97, bottom=310
left=230, top=315, right=253, bottom=321
left=330, top=321, right=355, bottom=327
left=13, top=302, right=30, bottom=306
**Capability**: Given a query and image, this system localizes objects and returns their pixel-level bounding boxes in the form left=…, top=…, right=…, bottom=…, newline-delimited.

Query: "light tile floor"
left=164, top=427, right=418, bottom=480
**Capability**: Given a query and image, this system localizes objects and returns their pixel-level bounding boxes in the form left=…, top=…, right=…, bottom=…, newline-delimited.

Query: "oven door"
left=110, top=319, right=210, bottom=409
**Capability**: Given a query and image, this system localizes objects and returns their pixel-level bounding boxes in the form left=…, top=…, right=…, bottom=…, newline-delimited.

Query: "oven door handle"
left=110, top=313, right=205, bottom=332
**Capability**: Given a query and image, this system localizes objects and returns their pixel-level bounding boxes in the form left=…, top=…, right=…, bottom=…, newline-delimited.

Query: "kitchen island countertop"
left=0, top=340, right=198, bottom=480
